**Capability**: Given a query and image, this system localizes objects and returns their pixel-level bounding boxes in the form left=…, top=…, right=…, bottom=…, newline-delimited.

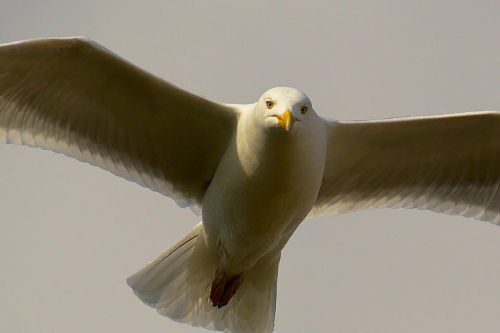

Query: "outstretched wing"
left=0, top=37, right=239, bottom=213
left=312, top=111, right=500, bottom=224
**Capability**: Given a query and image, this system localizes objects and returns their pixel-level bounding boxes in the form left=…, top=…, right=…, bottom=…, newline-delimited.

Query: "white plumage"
left=1, top=37, right=500, bottom=333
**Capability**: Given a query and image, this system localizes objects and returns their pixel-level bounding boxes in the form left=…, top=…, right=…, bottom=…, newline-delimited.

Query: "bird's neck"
left=236, top=111, right=298, bottom=177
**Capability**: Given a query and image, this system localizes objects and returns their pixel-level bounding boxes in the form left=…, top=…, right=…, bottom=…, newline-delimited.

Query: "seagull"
left=1, top=37, right=499, bottom=333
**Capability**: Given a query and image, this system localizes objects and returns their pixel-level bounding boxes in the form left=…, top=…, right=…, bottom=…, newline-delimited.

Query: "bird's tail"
left=127, top=222, right=280, bottom=333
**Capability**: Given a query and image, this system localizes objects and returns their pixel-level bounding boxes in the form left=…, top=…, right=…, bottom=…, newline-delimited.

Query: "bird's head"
left=255, top=87, right=318, bottom=135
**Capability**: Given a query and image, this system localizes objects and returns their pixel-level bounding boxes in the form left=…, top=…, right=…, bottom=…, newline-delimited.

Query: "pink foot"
left=210, top=270, right=244, bottom=308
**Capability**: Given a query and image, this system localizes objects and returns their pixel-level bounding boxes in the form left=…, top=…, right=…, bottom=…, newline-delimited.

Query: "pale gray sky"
left=1, top=1, right=499, bottom=332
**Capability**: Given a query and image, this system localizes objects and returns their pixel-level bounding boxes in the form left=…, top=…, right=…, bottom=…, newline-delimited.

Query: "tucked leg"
left=210, top=270, right=244, bottom=308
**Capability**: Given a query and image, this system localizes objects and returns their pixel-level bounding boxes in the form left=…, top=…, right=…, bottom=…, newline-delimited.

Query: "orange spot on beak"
left=274, top=109, right=296, bottom=132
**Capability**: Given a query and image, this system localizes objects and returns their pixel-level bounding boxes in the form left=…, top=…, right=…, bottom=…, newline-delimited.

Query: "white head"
left=253, top=87, right=319, bottom=136
left=237, top=87, right=326, bottom=176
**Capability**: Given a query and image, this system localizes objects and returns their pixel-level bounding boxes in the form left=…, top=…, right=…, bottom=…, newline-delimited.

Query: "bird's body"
left=203, top=91, right=326, bottom=275
left=1, top=37, right=499, bottom=333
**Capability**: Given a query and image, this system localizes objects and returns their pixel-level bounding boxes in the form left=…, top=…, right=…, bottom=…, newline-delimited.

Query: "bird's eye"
left=266, top=100, right=274, bottom=109
left=300, top=105, right=308, bottom=114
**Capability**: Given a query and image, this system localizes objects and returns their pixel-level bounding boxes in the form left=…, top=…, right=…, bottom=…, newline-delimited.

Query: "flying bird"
left=1, top=37, right=499, bottom=333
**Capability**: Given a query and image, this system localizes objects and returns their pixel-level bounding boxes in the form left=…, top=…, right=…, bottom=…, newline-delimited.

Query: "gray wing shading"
left=311, top=111, right=500, bottom=224
left=0, top=37, right=239, bottom=213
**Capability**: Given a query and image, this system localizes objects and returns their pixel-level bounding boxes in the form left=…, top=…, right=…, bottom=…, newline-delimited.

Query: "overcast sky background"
left=1, top=1, right=500, bottom=332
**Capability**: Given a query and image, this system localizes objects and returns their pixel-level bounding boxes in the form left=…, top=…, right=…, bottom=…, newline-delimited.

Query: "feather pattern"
left=312, top=112, right=500, bottom=224
left=0, top=37, right=239, bottom=213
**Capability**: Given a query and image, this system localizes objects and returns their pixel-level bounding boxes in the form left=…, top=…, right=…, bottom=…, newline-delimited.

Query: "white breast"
left=202, top=109, right=326, bottom=274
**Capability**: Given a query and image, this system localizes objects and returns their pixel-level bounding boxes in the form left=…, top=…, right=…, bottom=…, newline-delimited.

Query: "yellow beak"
left=274, top=109, right=295, bottom=132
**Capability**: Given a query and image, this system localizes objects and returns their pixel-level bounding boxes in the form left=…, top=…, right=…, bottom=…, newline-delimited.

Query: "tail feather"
left=127, top=222, right=280, bottom=333
left=127, top=227, right=200, bottom=307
